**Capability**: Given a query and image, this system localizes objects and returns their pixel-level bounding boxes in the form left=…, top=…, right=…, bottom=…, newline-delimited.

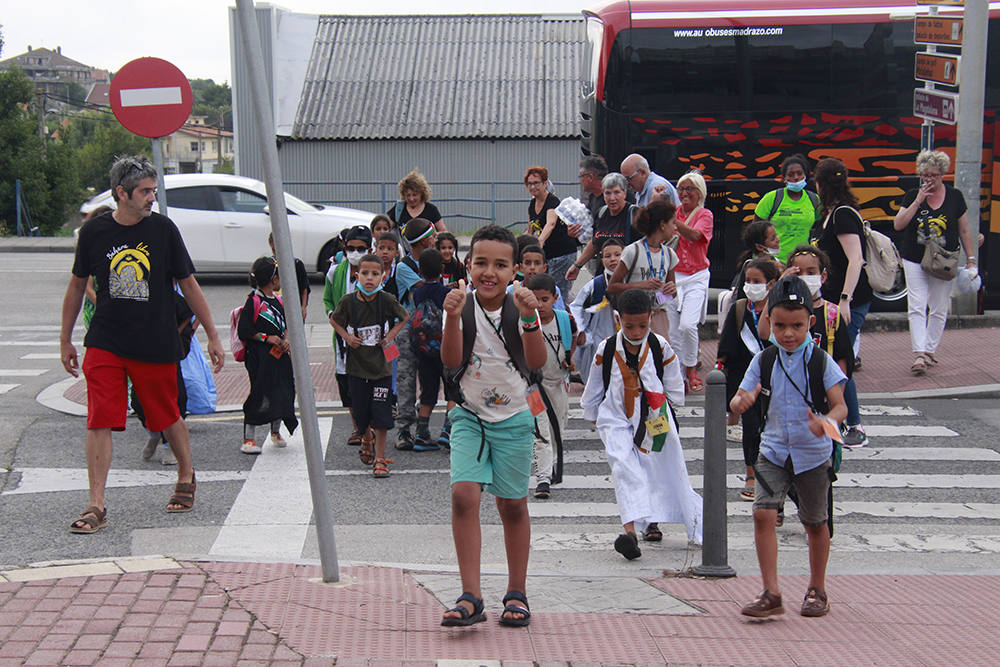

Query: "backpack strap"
left=767, top=188, right=785, bottom=221
left=554, top=308, right=572, bottom=354
left=586, top=273, right=608, bottom=309
left=757, top=346, right=779, bottom=430
left=806, top=347, right=830, bottom=416
left=499, top=295, right=536, bottom=383
left=807, top=190, right=822, bottom=222
left=600, top=334, right=618, bottom=401
left=647, top=333, right=664, bottom=381
left=394, top=200, right=404, bottom=222
left=734, top=298, right=748, bottom=333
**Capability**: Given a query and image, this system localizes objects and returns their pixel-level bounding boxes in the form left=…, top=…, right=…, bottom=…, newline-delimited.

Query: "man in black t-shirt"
left=60, top=156, right=225, bottom=533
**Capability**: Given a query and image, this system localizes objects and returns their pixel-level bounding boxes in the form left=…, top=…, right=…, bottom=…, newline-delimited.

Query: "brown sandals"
left=167, top=471, right=196, bottom=513
left=359, top=429, right=375, bottom=465
left=69, top=505, right=108, bottom=534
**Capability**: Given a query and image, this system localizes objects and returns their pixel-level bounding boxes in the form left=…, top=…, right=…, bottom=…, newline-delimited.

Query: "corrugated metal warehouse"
left=229, top=7, right=586, bottom=232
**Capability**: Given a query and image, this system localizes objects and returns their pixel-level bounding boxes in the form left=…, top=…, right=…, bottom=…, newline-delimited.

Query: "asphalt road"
left=2, top=252, right=1000, bottom=578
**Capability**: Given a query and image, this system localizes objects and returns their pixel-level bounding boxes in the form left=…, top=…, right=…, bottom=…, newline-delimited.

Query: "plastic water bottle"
left=555, top=197, right=593, bottom=244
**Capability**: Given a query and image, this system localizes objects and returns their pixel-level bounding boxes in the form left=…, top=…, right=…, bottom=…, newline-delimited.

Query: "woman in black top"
left=565, top=172, right=635, bottom=285
left=524, top=165, right=580, bottom=297
left=893, top=150, right=977, bottom=375
left=386, top=169, right=446, bottom=232
left=812, top=157, right=868, bottom=448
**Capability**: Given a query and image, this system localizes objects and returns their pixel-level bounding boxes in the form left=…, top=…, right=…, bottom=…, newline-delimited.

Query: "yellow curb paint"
left=2, top=561, right=123, bottom=582
left=115, top=557, right=181, bottom=573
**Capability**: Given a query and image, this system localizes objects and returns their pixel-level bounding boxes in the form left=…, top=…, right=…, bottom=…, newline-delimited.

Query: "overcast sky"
left=1, top=0, right=586, bottom=84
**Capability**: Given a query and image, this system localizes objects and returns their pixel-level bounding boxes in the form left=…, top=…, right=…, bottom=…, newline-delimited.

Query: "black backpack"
left=598, top=334, right=677, bottom=448
left=755, top=345, right=841, bottom=535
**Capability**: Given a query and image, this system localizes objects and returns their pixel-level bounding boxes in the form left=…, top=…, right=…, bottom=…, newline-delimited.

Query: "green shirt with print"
left=753, top=187, right=821, bottom=263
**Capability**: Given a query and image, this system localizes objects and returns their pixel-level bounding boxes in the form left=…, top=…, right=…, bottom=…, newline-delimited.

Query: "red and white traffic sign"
left=110, top=57, right=193, bottom=138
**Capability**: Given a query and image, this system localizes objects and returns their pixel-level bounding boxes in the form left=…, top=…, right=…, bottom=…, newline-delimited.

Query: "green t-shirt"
left=753, top=188, right=821, bottom=263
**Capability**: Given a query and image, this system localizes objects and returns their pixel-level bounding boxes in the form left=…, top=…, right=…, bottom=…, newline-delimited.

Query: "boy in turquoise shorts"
left=439, top=225, right=546, bottom=628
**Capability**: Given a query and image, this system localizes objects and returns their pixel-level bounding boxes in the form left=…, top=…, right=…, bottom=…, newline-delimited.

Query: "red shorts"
left=82, top=347, right=180, bottom=432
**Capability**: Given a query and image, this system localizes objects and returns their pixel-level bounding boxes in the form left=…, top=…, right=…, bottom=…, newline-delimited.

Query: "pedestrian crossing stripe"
left=554, top=473, right=1000, bottom=490
left=562, top=425, right=958, bottom=439
left=0, top=369, right=48, bottom=376
left=565, top=406, right=923, bottom=420
left=0, top=384, right=18, bottom=394
left=528, top=502, right=1000, bottom=520
left=562, top=447, right=1000, bottom=463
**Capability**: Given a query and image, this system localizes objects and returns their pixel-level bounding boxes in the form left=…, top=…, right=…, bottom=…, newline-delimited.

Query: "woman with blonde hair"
left=667, top=170, right=713, bottom=392
left=893, top=150, right=977, bottom=375
left=386, top=169, right=446, bottom=232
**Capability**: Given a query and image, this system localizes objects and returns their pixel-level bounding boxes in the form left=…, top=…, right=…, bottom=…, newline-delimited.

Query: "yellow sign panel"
left=915, top=52, right=960, bottom=85
left=915, top=16, right=963, bottom=45
left=915, top=0, right=964, bottom=5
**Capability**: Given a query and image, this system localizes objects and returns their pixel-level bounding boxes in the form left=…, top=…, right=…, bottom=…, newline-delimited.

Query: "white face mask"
left=623, top=332, right=648, bottom=346
left=764, top=246, right=781, bottom=257
left=346, top=250, right=365, bottom=267
left=743, top=282, right=769, bottom=303
left=800, top=274, right=823, bottom=296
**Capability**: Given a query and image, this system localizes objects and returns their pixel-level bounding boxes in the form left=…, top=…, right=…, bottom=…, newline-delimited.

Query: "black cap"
left=344, top=225, right=372, bottom=245
left=767, top=275, right=813, bottom=314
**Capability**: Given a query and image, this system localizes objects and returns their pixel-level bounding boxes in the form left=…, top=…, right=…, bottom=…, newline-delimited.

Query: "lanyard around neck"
left=642, top=238, right=666, bottom=280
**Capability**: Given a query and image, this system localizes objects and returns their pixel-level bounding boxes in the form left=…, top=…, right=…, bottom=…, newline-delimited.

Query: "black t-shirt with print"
left=72, top=211, right=195, bottom=363
left=593, top=204, right=636, bottom=248
left=528, top=193, right=577, bottom=259
left=898, top=186, right=967, bottom=264
left=814, top=206, right=873, bottom=306
left=440, top=258, right=467, bottom=286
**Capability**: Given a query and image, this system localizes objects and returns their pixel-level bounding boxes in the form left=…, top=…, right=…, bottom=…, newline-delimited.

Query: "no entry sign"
left=110, top=57, right=193, bottom=138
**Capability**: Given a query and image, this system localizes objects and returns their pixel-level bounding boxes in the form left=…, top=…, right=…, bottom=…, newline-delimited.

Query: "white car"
left=79, top=173, right=374, bottom=273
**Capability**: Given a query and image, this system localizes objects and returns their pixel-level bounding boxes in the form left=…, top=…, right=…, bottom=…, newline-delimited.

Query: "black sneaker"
left=533, top=482, right=550, bottom=499
left=437, top=422, right=451, bottom=450
left=395, top=429, right=414, bottom=451
left=413, top=429, right=439, bottom=452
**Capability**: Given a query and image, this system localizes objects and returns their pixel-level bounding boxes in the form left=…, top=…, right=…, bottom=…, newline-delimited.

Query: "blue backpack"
left=553, top=308, right=573, bottom=366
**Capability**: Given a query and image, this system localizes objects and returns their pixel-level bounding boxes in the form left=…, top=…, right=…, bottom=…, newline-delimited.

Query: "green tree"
left=62, top=111, right=151, bottom=194
left=213, top=157, right=235, bottom=174
left=190, top=78, right=232, bottom=130
left=0, top=67, right=79, bottom=235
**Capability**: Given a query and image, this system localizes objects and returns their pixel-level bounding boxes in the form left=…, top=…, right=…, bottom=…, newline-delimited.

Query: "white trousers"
left=532, top=381, right=569, bottom=485
left=903, top=259, right=953, bottom=354
left=666, top=268, right=710, bottom=367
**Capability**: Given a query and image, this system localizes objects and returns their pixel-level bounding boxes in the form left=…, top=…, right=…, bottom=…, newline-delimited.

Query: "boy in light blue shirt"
left=730, top=276, right=846, bottom=620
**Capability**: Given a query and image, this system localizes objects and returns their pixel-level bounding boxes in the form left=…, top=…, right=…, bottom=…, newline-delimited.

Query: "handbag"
left=919, top=234, right=960, bottom=281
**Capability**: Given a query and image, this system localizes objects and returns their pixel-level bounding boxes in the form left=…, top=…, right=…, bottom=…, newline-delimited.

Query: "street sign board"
left=915, top=16, right=963, bottom=45
left=914, top=89, right=958, bottom=124
left=110, top=57, right=193, bottom=138
left=915, top=52, right=960, bottom=85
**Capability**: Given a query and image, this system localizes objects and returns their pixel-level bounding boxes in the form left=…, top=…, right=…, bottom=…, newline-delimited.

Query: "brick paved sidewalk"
left=1, top=559, right=998, bottom=665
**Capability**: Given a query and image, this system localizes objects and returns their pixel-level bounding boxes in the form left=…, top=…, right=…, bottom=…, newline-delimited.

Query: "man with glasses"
left=621, top=153, right=680, bottom=208
left=61, top=155, right=225, bottom=533
left=579, top=155, right=610, bottom=219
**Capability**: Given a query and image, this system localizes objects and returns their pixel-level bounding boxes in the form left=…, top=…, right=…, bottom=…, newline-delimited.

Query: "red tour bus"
left=580, top=0, right=1000, bottom=306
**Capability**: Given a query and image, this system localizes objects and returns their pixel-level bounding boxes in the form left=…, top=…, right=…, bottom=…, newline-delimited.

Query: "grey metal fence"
left=283, top=180, right=579, bottom=235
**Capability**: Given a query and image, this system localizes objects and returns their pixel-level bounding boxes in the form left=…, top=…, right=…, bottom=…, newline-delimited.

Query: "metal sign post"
left=151, top=138, right=168, bottom=216
left=236, top=0, right=340, bottom=582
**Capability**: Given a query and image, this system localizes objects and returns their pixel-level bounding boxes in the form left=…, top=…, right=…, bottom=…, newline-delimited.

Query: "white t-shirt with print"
left=619, top=239, right=680, bottom=311
left=539, top=316, right=570, bottom=387
left=445, top=302, right=530, bottom=423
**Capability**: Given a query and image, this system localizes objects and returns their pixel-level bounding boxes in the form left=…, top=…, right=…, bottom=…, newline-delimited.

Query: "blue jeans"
left=843, top=300, right=871, bottom=426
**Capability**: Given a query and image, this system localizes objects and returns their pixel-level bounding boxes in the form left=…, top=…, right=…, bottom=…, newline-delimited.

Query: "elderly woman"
left=524, top=165, right=580, bottom=297
left=667, top=171, right=713, bottom=392
left=386, top=169, right=446, bottom=232
left=812, top=157, right=868, bottom=448
left=893, top=150, right=977, bottom=376
left=753, top=153, right=822, bottom=263
left=565, top=172, right=637, bottom=284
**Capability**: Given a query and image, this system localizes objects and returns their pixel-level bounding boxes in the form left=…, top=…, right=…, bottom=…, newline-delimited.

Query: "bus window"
left=830, top=22, right=921, bottom=111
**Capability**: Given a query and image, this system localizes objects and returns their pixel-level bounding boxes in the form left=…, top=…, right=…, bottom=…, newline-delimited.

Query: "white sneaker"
left=159, top=444, right=177, bottom=466
left=141, top=435, right=159, bottom=461
left=241, top=439, right=262, bottom=455
left=271, top=431, right=287, bottom=448
left=726, top=424, right=743, bottom=443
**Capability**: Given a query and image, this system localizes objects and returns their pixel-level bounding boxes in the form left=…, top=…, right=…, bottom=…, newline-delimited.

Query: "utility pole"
left=36, top=88, right=46, bottom=145
left=217, top=109, right=223, bottom=171
left=953, top=0, right=987, bottom=315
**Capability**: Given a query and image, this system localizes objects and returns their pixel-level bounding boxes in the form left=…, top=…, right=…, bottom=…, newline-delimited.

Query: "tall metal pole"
left=692, top=370, right=736, bottom=578
left=236, top=0, right=340, bottom=581
left=920, top=5, right=939, bottom=152
left=151, top=138, right=169, bottom=217
left=953, top=0, right=987, bottom=316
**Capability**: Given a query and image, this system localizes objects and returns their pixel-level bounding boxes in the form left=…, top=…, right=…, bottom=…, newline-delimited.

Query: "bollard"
left=692, top=369, right=737, bottom=578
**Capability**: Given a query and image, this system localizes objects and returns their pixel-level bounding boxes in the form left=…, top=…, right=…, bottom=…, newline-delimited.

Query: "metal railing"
left=282, top=179, right=580, bottom=234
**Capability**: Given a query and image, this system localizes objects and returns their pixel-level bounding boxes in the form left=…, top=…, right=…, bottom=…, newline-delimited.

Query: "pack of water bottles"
left=554, top=197, right=593, bottom=243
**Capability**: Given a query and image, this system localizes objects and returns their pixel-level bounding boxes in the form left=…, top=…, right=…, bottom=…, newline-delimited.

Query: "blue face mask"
left=769, top=332, right=811, bottom=354
left=786, top=179, right=807, bottom=193
left=356, top=282, right=383, bottom=296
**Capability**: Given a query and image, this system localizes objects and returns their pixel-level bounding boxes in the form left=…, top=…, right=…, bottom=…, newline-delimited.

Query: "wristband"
left=522, top=324, right=540, bottom=333
left=521, top=312, right=538, bottom=324
left=257, top=333, right=268, bottom=342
